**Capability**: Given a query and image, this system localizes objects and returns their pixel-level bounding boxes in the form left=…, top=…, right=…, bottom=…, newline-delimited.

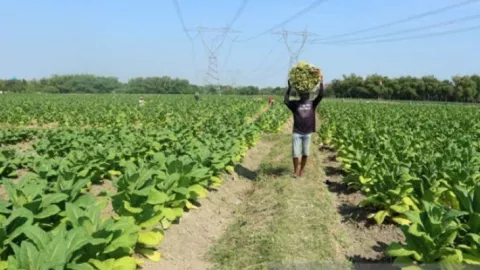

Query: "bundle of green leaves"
left=288, top=61, right=321, bottom=92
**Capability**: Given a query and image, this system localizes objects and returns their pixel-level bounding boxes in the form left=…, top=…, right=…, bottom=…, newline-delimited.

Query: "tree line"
left=1, top=73, right=479, bottom=102
left=326, top=74, right=480, bottom=102
left=0, top=74, right=284, bottom=96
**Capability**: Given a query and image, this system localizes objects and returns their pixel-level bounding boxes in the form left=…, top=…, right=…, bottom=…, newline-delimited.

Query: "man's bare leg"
left=293, top=157, right=299, bottom=176
left=299, top=156, right=308, bottom=177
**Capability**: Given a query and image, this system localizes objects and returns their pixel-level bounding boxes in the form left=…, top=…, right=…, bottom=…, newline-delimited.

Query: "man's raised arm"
left=284, top=81, right=292, bottom=105
left=313, top=81, right=324, bottom=107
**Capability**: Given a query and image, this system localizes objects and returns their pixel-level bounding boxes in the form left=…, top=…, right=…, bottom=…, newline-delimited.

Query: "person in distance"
left=268, top=96, right=275, bottom=106
left=283, top=75, right=324, bottom=178
left=194, top=92, right=200, bottom=103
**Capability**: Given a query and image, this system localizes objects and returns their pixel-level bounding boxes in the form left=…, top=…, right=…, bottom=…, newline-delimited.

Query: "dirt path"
left=319, top=146, right=404, bottom=269
left=208, top=119, right=351, bottom=270
left=247, top=104, right=268, bottom=124
left=142, top=108, right=274, bottom=270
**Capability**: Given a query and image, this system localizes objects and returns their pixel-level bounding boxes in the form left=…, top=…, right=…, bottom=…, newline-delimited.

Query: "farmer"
left=194, top=92, right=200, bottom=103
left=284, top=75, right=324, bottom=178
left=268, top=96, right=275, bottom=106
left=138, top=96, right=144, bottom=107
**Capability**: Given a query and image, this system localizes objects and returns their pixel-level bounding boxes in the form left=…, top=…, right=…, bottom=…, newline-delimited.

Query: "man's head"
left=299, top=92, right=310, bottom=100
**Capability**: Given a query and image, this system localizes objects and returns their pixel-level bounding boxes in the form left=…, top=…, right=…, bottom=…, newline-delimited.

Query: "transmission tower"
left=224, top=69, right=242, bottom=87
left=186, top=26, right=241, bottom=94
left=272, top=30, right=318, bottom=69
left=272, top=30, right=317, bottom=97
left=194, top=69, right=210, bottom=92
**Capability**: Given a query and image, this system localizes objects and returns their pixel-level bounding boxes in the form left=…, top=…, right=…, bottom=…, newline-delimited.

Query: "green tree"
left=439, top=80, right=454, bottom=102
left=364, top=74, right=385, bottom=99
left=421, top=75, right=440, bottom=101
left=452, top=76, right=477, bottom=102
left=469, top=75, right=480, bottom=102
left=4, top=79, right=27, bottom=93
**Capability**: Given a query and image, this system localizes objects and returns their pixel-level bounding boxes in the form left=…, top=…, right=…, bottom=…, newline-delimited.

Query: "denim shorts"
left=292, top=133, right=312, bottom=158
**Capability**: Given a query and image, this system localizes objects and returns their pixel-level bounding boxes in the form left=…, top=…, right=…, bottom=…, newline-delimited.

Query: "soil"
left=246, top=105, right=268, bottom=124
left=142, top=133, right=274, bottom=270
left=88, top=180, right=117, bottom=219
left=16, top=140, right=35, bottom=153
left=319, top=146, right=404, bottom=268
left=0, top=186, right=8, bottom=200
left=0, top=121, right=59, bottom=130
left=207, top=118, right=354, bottom=270
left=0, top=169, right=29, bottom=200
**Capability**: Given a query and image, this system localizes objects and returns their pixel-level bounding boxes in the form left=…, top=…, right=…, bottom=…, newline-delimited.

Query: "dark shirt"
left=284, top=83, right=324, bottom=135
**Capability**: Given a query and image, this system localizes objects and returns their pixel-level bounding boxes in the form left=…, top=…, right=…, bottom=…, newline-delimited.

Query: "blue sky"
left=0, top=0, right=479, bottom=87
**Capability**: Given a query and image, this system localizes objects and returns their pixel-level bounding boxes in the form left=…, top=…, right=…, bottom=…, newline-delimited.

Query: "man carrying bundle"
left=284, top=61, right=324, bottom=178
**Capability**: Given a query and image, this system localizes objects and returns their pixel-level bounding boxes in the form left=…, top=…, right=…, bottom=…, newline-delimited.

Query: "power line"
left=310, top=13, right=480, bottom=44
left=249, top=53, right=287, bottom=82
left=221, top=36, right=240, bottom=70
left=315, top=0, right=480, bottom=41
left=215, top=0, right=250, bottom=55
left=187, top=27, right=241, bottom=54
left=171, top=0, right=195, bottom=41
left=236, top=0, right=328, bottom=42
left=250, top=37, right=283, bottom=73
left=243, top=38, right=285, bottom=83
left=171, top=0, right=201, bottom=82
left=226, top=0, right=249, bottom=29
left=321, top=23, right=480, bottom=45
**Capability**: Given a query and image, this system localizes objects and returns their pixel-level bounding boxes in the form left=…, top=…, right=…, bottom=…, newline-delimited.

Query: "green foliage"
left=288, top=61, right=321, bottom=92
left=2, top=73, right=480, bottom=102
left=0, top=149, right=22, bottom=178
left=1, top=79, right=27, bottom=93
left=255, top=105, right=289, bottom=133
left=386, top=201, right=466, bottom=267
left=328, top=73, right=480, bottom=102
left=0, top=75, right=277, bottom=95
left=318, top=100, right=480, bottom=266
left=0, top=94, right=289, bottom=268
left=0, top=129, right=37, bottom=145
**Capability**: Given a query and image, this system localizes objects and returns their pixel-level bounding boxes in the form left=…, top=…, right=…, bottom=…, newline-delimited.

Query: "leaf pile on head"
left=288, top=61, right=322, bottom=92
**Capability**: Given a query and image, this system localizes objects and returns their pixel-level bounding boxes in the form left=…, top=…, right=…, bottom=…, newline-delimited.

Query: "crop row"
left=254, top=104, right=289, bottom=133
left=318, top=101, right=480, bottom=267
left=0, top=95, right=288, bottom=269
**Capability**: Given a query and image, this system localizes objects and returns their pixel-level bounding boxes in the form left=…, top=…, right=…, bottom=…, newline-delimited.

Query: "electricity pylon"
left=272, top=30, right=318, bottom=96
left=224, top=69, right=241, bottom=87
left=186, top=26, right=241, bottom=94
left=272, top=29, right=318, bottom=69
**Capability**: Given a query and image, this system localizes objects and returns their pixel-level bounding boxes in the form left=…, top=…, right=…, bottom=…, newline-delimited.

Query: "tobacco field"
left=318, top=101, right=480, bottom=267
left=0, top=94, right=289, bottom=270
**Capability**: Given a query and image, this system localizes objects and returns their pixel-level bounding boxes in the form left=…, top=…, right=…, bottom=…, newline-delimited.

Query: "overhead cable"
left=315, top=0, right=480, bottom=41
